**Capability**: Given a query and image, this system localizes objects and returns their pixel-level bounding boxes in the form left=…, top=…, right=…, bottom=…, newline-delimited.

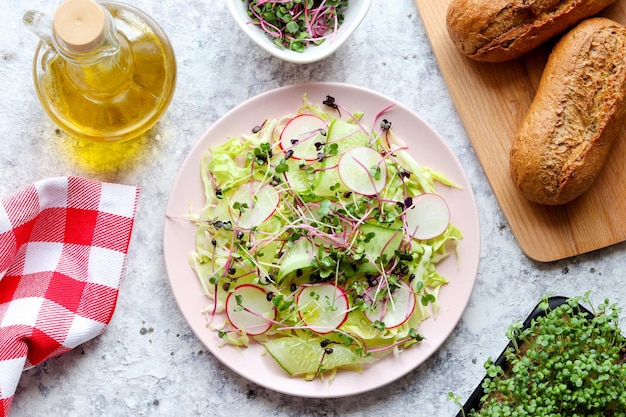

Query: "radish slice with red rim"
left=226, top=284, right=277, bottom=336
left=279, top=114, right=326, bottom=161
left=296, top=283, right=349, bottom=334
left=404, top=193, right=450, bottom=240
left=363, top=281, right=416, bottom=329
left=337, top=146, right=388, bottom=196
left=229, top=181, right=280, bottom=229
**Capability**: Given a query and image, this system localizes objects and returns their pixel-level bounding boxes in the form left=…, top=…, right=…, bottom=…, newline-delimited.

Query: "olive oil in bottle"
left=26, top=0, right=176, bottom=143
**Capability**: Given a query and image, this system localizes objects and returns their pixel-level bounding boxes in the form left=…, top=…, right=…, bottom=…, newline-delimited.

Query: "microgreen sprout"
left=421, top=293, right=436, bottom=306
left=323, top=95, right=341, bottom=115
left=248, top=142, right=273, bottom=165
left=232, top=201, right=249, bottom=214
left=245, top=0, right=349, bottom=52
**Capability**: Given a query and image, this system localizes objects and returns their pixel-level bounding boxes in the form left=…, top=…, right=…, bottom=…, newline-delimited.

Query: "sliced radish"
left=363, top=281, right=416, bottom=329
left=337, top=146, right=387, bottom=196
left=229, top=181, right=280, bottom=229
left=296, top=283, right=349, bottom=334
left=279, top=114, right=326, bottom=161
left=225, top=284, right=277, bottom=336
left=404, top=193, right=450, bottom=240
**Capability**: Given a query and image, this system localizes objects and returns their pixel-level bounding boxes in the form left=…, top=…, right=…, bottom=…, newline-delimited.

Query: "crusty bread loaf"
left=446, top=0, right=615, bottom=62
left=510, top=17, right=626, bottom=206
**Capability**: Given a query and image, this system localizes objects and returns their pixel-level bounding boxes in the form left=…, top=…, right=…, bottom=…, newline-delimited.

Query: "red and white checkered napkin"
left=0, top=176, right=139, bottom=416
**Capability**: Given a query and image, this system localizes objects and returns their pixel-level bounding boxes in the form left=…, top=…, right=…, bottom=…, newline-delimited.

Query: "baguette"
left=510, top=17, right=626, bottom=205
left=446, top=0, right=615, bottom=62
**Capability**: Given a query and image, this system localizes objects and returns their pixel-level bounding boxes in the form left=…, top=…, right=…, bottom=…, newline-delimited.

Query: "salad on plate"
left=189, top=95, right=463, bottom=381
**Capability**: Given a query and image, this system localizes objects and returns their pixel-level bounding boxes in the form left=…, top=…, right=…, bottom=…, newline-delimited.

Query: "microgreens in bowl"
left=455, top=294, right=626, bottom=417
left=227, top=0, right=371, bottom=64
left=246, top=0, right=348, bottom=52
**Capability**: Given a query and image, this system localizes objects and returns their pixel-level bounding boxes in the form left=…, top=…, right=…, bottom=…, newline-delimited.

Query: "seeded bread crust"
left=510, top=17, right=626, bottom=205
left=446, top=0, right=615, bottom=62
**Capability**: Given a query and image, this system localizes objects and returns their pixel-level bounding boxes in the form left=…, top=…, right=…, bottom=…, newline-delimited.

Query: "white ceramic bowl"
left=226, top=0, right=371, bottom=64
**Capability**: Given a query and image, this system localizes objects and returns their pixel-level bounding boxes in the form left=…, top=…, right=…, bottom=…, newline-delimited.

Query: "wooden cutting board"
left=414, top=0, right=626, bottom=262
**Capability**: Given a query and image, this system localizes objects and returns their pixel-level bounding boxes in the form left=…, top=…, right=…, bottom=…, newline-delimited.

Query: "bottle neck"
left=52, top=4, right=132, bottom=95
left=52, top=3, right=118, bottom=63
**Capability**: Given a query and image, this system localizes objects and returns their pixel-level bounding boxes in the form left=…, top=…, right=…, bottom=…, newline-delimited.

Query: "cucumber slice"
left=282, top=157, right=319, bottom=193
left=358, top=223, right=403, bottom=273
left=264, top=336, right=367, bottom=379
left=326, top=118, right=369, bottom=154
left=276, top=238, right=314, bottom=282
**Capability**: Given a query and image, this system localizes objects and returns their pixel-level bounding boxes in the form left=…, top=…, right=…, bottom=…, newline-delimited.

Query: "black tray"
left=456, top=296, right=593, bottom=417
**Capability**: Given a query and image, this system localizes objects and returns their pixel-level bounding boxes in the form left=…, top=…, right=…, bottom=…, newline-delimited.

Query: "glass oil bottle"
left=24, top=0, right=177, bottom=142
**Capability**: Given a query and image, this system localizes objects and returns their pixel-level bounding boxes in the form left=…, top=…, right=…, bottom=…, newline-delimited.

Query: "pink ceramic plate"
left=163, top=82, right=480, bottom=398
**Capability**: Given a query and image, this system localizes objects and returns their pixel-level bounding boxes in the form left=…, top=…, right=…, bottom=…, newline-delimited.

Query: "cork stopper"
left=53, top=0, right=105, bottom=53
